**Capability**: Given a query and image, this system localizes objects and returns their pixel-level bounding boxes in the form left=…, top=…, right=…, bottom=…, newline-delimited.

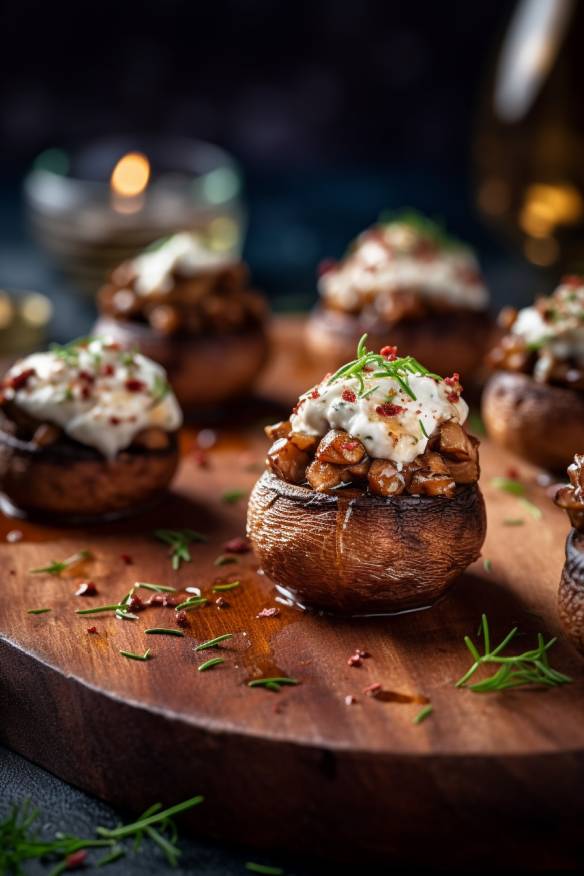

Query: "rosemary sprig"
left=248, top=677, right=299, bottom=692
left=119, top=648, right=152, bottom=661
left=212, top=580, right=240, bottom=591
left=154, top=529, right=208, bottom=570
left=194, top=633, right=233, bottom=651
left=198, top=657, right=225, bottom=671
left=145, top=628, right=185, bottom=636
left=27, top=608, right=51, bottom=615
left=327, top=334, right=441, bottom=400
left=30, top=550, right=93, bottom=576
left=456, top=615, right=572, bottom=692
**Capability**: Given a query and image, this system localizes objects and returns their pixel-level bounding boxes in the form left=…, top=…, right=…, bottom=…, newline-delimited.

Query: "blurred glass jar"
left=24, top=135, right=246, bottom=296
left=475, top=0, right=584, bottom=276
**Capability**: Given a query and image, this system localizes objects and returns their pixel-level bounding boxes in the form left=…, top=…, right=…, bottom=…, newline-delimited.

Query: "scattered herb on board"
left=412, top=704, right=433, bottom=725
left=327, top=333, right=442, bottom=400
left=213, top=580, right=240, bottom=591
left=145, top=628, right=185, bottom=637
left=503, top=518, right=524, bottom=526
left=27, top=608, right=51, bottom=615
left=135, top=581, right=177, bottom=593
left=248, top=677, right=299, bottom=693
left=194, top=633, right=233, bottom=651
left=30, top=549, right=93, bottom=576
left=491, top=476, right=525, bottom=496
left=175, top=596, right=208, bottom=611
left=119, top=648, right=152, bottom=662
left=483, top=558, right=493, bottom=573
left=245, top=864, right=285, bottom=875
left=198, top=657, right=225, bottom=672
left=456, top=614, right=572, bottom=692
left=75, top=603, right=126, bottom=615
left=222, top=489, right=247, bottom=504
left=154, top=529, right=208, bottom=570
left=214, top=555, right=238, bottom=567
left=519, top=497, right=543, bottom=520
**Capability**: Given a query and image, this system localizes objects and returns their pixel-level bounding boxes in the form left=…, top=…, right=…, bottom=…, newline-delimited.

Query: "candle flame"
left=110, top=152, right=150, bottom=197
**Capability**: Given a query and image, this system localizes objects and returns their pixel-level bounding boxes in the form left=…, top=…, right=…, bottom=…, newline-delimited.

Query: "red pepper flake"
left=75, top=580, right=97, bottom=597
left=125, top=378, right=146, bottom=393
left=342, top=388, right=357, bottom=403
left=78, top=370, right=95, bottom=383
left=317, top=257, right=337, bottom=276
left=380, top=345, right=398, bottom=361
left=322, top=372, right=332, bottom=382
left=80, top=385, right=92, bottom=400
left=342, top=441, right=360, bottom=451
left=147, top=594, right=164, bottom=606
left=105, top=342, right=121, bottom=351
left=355, top=648, right=370, bottom=659
left=101, top=363, right=115, bottom=377
left=363, top=682, right=382, bottom=697
left=120, top=553, right=133, bottom=565
left=8, top=368, right=36, bottom=390
left=347, top=654, right=362, bottom=667
left=224, top=536, right=251, bottom=554
left=291, top=398, right=305, bottom=415
left=192, top=449, right=208, bottom=468
left=376, top=403, right=405, bottom=417
left=310, top=387, right=320, bottom=399
left=175, top=609, right=189, bottom=628
left=562, top=274, right=582, bottom=287
left=6, top=529, right=23, bottom=543
left=109, top=416, right=121, bottom=426
left=65, top=849, right=88, bottom=870
left=215, top=596, right=229, bottom=608
left=256, top=607, right=281, bottom=618
left=345, top=695, right=358, bottom=705
left=128, top=594, right=145, bottom=612
left=87, top=626, right=98, bottom=635
left=506, top=466, right=520, bottom=480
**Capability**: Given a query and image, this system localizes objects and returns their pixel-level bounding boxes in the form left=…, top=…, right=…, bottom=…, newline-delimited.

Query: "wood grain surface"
left=1, top=317, right=583, bottom=869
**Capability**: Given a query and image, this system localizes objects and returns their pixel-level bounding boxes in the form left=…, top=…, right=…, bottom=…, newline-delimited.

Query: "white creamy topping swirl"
left=512, top=280, right=584, bottom=365
left=290, top=372, right=468, bottom=467
left=3, top=338, right=182, bottom=459
left=132, top=232, right=233, bottom=297
left=320, top=222, right=488, bottom=312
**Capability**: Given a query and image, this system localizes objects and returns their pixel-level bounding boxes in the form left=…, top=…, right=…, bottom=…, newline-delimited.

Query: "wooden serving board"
left=1, top=318, right=584, bottom=869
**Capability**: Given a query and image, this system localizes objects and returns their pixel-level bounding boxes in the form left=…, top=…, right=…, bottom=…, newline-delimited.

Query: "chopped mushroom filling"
left=555, top=454, right=584, bottom=532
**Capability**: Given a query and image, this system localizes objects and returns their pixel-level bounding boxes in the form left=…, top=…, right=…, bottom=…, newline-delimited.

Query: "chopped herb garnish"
left=75, top=603, right=126, bottom=615
left=175, top=596, right=208, bottom=611
left=377, top=208, right=464, bottom=250
left=491, top=476, right=525, bottom=496
left=30, top=550, right=93, bottom=576
left=245, top=864, right=285, bottom=875
left=483, top=558, right=493, bottom=573
left=212, top=580, right=240, bottom=591
left=197, top=657, right=225, bottom=672
left=150, top=373, right=171, bottom=406
left=503, top=518, right=524, bottom=526
left=96, top=846, right=125, bottom=867
left=419, top=420, right=429, bottom=439
left=222, top=488, right=247, bottom=504
left=145, top=628, right=185, bottom=636
left=214, top=555, right=238, bottom=567
left=412, top=704, right=433, bottom=725
left=135, top=581, right=177, bottom=593
left=119, top=648, right=152, bottom=662
left=456, top=614, right=571, bottom=692
left=248, top=677, right=299, bottom=692
left=194, top=633, right=234, bottom=651
left=154, top=529, right=208, bottom=570
left=27, top=608, right=51, bottom=615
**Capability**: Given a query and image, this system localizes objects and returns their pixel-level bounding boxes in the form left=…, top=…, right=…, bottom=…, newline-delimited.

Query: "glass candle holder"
left=24, top=135, right=246, bottom=295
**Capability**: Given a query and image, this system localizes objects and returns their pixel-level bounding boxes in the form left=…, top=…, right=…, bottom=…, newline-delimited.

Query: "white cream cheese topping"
left=290, top=372, right=468, bottom=467
left=3, top=338, right=182, bottom=459
left=132, top=232, right=233, bottom=296
left=511, top=280, right=584, bottom=364
left=319, top=222, right=488, bottom=312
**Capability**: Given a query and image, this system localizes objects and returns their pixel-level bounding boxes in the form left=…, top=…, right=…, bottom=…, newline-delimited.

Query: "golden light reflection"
left=520, top=183, right=583, bottom=238
left=110, top=152, right=150, bottom=197
left=523, top=236, right=559, bottom=266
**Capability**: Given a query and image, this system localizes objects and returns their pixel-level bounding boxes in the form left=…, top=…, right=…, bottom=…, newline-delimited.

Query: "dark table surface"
left=0, top=165, right=549, bottom=874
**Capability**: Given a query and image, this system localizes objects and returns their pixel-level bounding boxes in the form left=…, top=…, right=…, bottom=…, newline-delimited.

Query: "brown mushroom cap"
left=559, top=528, right=584, bottom=654
left=305, top=305, right=490, bottom=380
left=0, top=425, right=179, bottom=523
left=247, top=471, right=486, bottom=615
left=482, top=371, right=584, bottom=472
left=94, top=315, right=269, bottom=411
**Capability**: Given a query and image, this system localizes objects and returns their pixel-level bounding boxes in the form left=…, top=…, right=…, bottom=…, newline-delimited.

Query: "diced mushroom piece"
left=367, top=459, right=410, bottom=496
left=345, top=456, right=371, bottom=480
left=438, top=421, right=476, bottom=461
left=445, top=457, right=479, bottom=484
left=408, top=451, right=456, bottom=497
left=289, top=432, right=319, bottom=453
left=132, top=428, right=170, bottom=450
left=265, top=420, right=292, bottom=441
left=32, top=423, right=62, bottom=448
left=267, top=437, right=310, bottom=484
left=306, top=459, right=350, bottom=492
left=315, top=429, right=366, bottom=465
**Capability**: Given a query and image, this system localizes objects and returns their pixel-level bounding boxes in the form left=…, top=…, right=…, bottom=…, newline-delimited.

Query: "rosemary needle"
left=198, top=657, right=225, bottom=671
left=212, top=580, right=240, bottom=591
left=412, top=704, right=433, bottom=725
left=27, top=608, right=51, bottom=615
left=248, top=677, right=299, bottom=692
left=135, top=581, right=177, bottom=593
left=76, top=603, right=125, bottom=615
left=96, top=796, right=204, bottom=839
left=245, top=864, right=285, bottom=875
left=119, top=648, right=152, bottom=661
left=145, top=628, right=185, bottom=636
left=175, top=597, right=208, bottom=611
left=214, top=555, right=238, bottom=567
left=194, top=633, right=233, bottom=651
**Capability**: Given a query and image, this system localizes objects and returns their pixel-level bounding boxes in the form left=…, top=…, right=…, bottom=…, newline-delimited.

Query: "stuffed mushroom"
left=555, top=454, right=584, bottom=653
left=306, top=211, right=490, bottom=379
left=247, top=336, right=486, bottom=615
left=0, top=337, right=182, bottom=522
left=95, top=232, right=269, bottom=412
left=483, top=276, right=584, bottom=471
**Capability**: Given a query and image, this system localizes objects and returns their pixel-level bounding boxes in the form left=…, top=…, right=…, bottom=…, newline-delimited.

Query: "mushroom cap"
left=559, top=528, right=584, bottom=654
left=94, top=315, right=269, bottom=410
left=482, top=371, right=584, bottom=472
left=247, top=471, right=486, bottom=615
left=305, top=305, right=490, bottom=380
